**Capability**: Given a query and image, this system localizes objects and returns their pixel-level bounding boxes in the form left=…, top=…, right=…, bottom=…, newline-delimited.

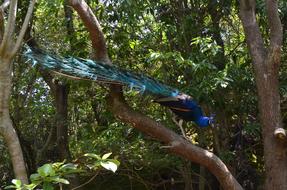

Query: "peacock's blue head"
left=195, top=116, right=214, bottom=128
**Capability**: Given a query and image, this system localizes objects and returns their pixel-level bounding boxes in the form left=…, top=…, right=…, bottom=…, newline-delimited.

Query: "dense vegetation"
left=0, top=0, right=286, bottom=189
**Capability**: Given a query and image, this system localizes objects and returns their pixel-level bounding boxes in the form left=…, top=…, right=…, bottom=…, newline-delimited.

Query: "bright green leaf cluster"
left=5, top=153, right=119, bottom=190
left=84, top=152, right=120, bottom=173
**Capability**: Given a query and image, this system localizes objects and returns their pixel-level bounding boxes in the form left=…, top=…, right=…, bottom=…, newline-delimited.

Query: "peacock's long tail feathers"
left=23, top=46, right=179, bottom=97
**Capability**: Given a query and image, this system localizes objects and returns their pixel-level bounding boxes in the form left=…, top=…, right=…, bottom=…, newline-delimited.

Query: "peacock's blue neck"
left=195, top=116, right=210, bottom=128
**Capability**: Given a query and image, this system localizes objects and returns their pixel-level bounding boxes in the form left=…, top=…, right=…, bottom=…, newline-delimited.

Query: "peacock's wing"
left=24, top=46, right=179, bottom=97
left=155, top=96, right=191, bottom=111
left=154, top=94, right=204, bottom=121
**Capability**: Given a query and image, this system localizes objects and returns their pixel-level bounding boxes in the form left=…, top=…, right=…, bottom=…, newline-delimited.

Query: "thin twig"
left=0, top=0, right=10, bottom=11
left=71, top=172, right=99, bottom=190
left=36, top=123, right=55, bottom=163
left=0, top=0, right=17, bottom=53
left=12, top=0, right=36, bottom=56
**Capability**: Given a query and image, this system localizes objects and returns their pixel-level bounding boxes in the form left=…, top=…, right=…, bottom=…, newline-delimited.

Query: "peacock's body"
left=24, top=46, right=212, bottom=127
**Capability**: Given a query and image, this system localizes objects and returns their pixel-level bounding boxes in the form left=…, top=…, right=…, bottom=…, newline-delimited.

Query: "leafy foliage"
left=5, top=153, right=119, bottom=190
left=1, top=0, right=285, bottom=189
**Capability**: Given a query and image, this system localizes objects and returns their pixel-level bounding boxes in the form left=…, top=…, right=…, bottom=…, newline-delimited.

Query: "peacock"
left=23, top=45, right=213, bottom=128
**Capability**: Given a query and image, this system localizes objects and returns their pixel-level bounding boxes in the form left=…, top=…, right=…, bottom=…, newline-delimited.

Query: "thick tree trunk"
left=0, top=0, right=34, bottom=183
left=54, top=81, right=70, bottom=160
left=40, top=71, right=71, bottom=161
left=258, top=67, right=287, bottom=190
left=0, top=58, right=28, bottom=183
left=239, top=0, right=287, bottom=189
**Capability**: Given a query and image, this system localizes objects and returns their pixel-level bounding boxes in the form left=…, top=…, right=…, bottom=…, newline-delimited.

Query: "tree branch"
left=0, top=2, right=7, bottom=44
left=239, top=1, right=286, bottom=188
left=107, top=88, right=243, bottom=190
left=0, top=0, right=10, bottom=11
left=70, top=1, right=243, bottom=189
left=71, top=172, right=99, bottom=190
left=265, top=0, right=282, bottom=48
left=239, top=0, right=266, bottom=65
left=11, top=0, right=36, bottom=57
left=36, top=122, right=56, bottom=163
left=69, top=0, right=110, bottom=64
left=265, top=0, right=282, bottom=68
left=0, top=0, right=17, bottom=54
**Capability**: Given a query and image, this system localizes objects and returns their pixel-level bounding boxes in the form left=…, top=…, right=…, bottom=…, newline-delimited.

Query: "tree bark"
left=0, top=58, right=28, bottom=183
left=69, top=1, right=243, bottom=189
left=64, top=0, right=77, bottom=52
left=0, top=0, right=35, bottom=183
left=54, top=81, right=70, bottom=160
left=108, top=89, right=243, bottom=190
left=25, top=10, right=72, bottom=162
left=69, top=0, right=110, bottom=64
left=239, top=0, right=287, bottom=189
left=40, top=71, right=71, bottom=161
left=0, top=9, right=27, bottom=176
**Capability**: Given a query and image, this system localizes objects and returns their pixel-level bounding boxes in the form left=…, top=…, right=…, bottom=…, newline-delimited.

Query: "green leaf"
left=84, top=153, right=101, bottom=160
left=107, top=159, right=120, bottom=166
left=102, top=152, right=112, bottom=160
left=51, top=177, right=70, bottom=185
left=30, top=173, right=41, bottom=182
left=52, top=161, right=65, bottom=169
left=12, top=179, right=22, bottom=187
left=43, top=182, right=54, bottom=190
left=129, top=41, right=136, bottom=49
left=24, top=183, right=37, bottom=190
left=58, top=163, right=84, bottom=174
left=4, top=185, right=16, bottom=189
left=100, top=161, right=118, bottom=173
left=59, top=163, right=77, bottom=171
left=37, top=164, right=55, bottom=177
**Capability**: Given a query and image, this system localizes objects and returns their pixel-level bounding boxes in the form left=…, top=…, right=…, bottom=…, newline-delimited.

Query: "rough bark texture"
left=70, top=0, right=243, bottom=189
left=239, top=0, right=287, bottom=189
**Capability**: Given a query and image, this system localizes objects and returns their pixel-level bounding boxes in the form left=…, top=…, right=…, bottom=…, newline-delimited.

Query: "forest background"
left=0, top=0, right=287, bottom=190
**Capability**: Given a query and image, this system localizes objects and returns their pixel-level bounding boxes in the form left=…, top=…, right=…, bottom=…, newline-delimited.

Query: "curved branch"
left=0, top=0, right=11, bottom=44
left=70, top=1, right=243, bottom=189
left=69, top=0, right=110, bottom=64
left=265, top=0, right=282, bottom=49
left=11, top=0, right=36, bottom=57
left=0, top=0, right=17, bottom=54
left=0, top=0, right=10, bottom=11
left=265, top=0, right=282, bottom=68
left=107, top=88, right=243, bottom=190
left=239, top=0, right=266, bottom=66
